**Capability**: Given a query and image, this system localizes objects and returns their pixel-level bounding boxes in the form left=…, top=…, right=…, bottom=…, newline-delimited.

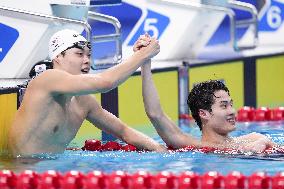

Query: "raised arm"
left=85, top=96, right=166, bottom=152
left=34, top=37, right=160, bottom=96
left=95, top=38, right=159, bottom=91
left=141, top=61, right=202, bottom=149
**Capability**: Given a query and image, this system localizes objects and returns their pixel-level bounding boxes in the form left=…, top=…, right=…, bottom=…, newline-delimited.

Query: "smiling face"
left=54, top=46, right=91, bottom=75
left=203, top=90, right=236, bottom=135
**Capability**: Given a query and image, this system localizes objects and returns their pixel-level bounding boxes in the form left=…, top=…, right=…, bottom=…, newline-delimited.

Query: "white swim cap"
left=49, top=29, right=87, bottom=60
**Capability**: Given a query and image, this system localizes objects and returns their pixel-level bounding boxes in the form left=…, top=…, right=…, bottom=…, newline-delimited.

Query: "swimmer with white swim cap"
left=8, top=29, right=165, bottom=156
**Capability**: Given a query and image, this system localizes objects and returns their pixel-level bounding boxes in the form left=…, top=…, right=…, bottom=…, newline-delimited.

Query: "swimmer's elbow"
left=145, top=109, right=164, bottom=121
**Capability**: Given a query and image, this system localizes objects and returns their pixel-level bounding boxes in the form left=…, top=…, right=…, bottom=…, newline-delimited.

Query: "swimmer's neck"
left=201, top=129, right=232, bottom=146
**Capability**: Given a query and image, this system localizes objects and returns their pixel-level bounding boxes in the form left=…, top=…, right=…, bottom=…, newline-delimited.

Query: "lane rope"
left=1, top=170, right=283, bottom=189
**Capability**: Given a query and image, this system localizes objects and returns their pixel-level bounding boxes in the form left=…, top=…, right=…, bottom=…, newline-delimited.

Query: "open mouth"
left=81, top=68, right=89, bottom=74
left=227, top=117, right=236, bottom=125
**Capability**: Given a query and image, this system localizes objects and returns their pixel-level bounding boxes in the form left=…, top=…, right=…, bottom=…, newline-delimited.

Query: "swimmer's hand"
left=133, top=33, right=160, bottom=61
left=238, top=137, right=274, bottom=154
left=133, top=33, right=151, bottom=52
left=156, top=144, right=168, bottom=152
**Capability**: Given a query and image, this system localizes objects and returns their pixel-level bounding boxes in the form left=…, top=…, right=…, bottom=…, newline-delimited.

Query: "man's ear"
left=199, top=109, right=210, bottom=120
left=53, top=54, right=62, bottom=65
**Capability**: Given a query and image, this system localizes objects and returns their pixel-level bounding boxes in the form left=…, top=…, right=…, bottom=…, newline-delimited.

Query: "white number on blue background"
left=127, top=9, right=169, bottom=45
left=267, top=5, right=282, bottom=29
left=144, top=18, right=159, bottom=38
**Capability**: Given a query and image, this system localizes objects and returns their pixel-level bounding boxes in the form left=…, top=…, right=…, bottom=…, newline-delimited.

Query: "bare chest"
left=52, top=99, right=87, bottom=133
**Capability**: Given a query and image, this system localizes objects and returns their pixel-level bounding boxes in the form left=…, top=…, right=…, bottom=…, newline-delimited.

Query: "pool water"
left=1, top=122, right=284, bottom=175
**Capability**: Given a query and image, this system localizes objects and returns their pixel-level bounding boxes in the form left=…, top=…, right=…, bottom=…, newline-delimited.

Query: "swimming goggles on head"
left=71, top=41, right=91, bottom=50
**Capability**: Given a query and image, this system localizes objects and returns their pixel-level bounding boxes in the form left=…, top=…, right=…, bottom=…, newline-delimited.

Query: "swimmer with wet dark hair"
left=137, top=34, right=277, bottom=153
left=8, top=29, right=165, bottom=156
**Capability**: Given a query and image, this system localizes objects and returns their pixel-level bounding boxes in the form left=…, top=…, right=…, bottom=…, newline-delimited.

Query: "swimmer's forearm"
left=141, top=62, right=163, bottom=118
left=96, top=51, right=148, bottom=92
left=87, top=106, right=165, bottom=152
left=141, top=62, right=200, bottom=149
left=122, top=127, right=166, bottom=152
left=141, top=63, right=175, bottom=139
left=141, top=63, right=178, bottom=134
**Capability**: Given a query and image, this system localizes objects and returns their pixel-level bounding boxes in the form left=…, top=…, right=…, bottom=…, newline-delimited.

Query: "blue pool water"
left=1, top=122, right=284, bottom=175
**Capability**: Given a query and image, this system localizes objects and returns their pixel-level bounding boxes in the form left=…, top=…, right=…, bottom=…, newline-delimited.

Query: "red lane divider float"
left=180, top=106, right=284, bottom=122
left=237, top=106, right=284, bottom=122
left=81, top=140, right=137, bottom=152
left=179, top=114, right=193, bottom=121
left=1, top=170, right=284, bottom=189
left=79, top=139, right=284, bottom=155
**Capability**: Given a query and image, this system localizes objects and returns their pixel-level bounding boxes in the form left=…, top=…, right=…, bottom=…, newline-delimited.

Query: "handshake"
left=133, top=33, right=160, bottom=60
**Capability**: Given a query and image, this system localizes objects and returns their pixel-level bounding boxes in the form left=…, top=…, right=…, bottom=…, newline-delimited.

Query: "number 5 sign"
left=144, top=18, right=159, bottom=38
left=127, top=9, right=169, bottom=45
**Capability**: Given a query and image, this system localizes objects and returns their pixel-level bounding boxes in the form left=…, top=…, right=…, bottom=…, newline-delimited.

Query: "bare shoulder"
left=33, top=69, right=68, bottom=83
left=27, top=69, right=74, bottom=94
left=235, top=132, right=267, bottom=142
left=27, top=69, right=63, bottom=87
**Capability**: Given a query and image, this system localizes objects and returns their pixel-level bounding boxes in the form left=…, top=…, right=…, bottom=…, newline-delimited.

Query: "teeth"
left=227, top=119, right=235, bottom=124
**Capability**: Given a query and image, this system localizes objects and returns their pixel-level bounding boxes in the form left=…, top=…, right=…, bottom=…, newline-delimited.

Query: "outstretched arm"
left=86, top=96, right=166, bottom=152
left=35, top=37, right=160, bottom=96
left=141, top=61, right=202, bottom=149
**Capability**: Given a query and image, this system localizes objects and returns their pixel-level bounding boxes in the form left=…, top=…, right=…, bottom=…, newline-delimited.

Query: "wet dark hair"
left=187, top=80, right=230, bottom=130
left=29, top=60, right=53, bottom=78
